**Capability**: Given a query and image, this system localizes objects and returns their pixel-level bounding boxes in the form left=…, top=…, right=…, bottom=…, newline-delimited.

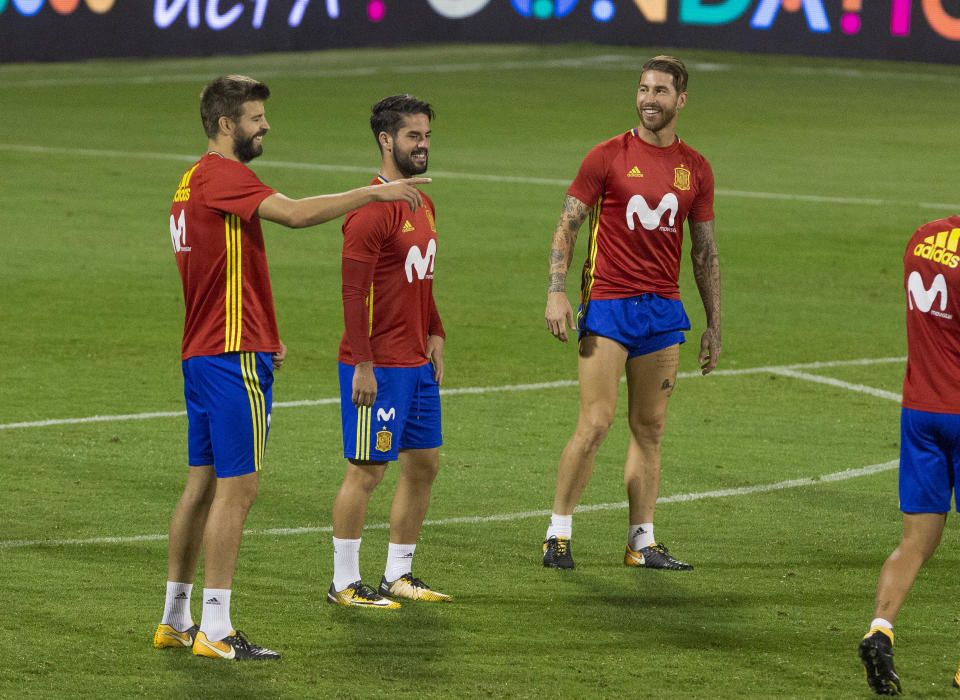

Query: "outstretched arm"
left=258, top=177, right=431, bottom=228
left=544, top=195, right=589, bottom=342
left=690, top=218, right=721, bottom=375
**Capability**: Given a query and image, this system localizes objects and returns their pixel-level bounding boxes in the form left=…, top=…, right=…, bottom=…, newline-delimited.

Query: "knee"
left=346, top=463, right=386, bottom=494
left=629, top=413, right=666, bottom=446
left=575, top=413, right=615, bottom=453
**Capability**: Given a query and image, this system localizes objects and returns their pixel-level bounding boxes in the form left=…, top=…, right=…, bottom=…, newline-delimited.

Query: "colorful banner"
left=2, top=0, right=959, bottom=63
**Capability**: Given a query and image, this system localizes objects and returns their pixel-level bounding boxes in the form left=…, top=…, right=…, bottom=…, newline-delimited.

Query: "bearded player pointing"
left=542, top=56, right=721, bottom=571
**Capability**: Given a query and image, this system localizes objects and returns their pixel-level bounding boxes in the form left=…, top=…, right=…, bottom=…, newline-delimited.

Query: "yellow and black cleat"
left=542, top=536, right=574, bottom=569
left=192, top=629, right=280, bottom=661
left=379, top=574, right=452, bottom=602
left=858, top=628, right=901, bottom=695
left=153, top=623, right=199, bottom=649
left=624, top=542, right=693, bottom=571
left=327, top=581, right=401, bottom=609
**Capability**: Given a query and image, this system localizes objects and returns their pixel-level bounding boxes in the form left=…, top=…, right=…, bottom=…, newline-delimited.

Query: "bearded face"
left=233, top=122, right=267, bottom=164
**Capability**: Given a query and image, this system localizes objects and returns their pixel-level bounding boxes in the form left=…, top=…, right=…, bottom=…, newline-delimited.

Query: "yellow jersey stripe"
left=240, top=353, right=267, bottom=471
left=578, top=197, right=602, bottom=325
left=224, top=215, right=243, bottom=352
left=368, top=283, right=375, bottom=337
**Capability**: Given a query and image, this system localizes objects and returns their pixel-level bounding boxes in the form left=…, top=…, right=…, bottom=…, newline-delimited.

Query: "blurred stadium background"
left=3, top=1, right=960, bottom=698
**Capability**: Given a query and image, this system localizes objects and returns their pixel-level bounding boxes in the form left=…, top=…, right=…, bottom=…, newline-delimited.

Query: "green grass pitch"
left=2, top=44, right=960, bottom=697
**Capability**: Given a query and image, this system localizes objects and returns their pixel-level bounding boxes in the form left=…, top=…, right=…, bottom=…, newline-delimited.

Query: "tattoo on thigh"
left=661, top=378, right=674, bottom=396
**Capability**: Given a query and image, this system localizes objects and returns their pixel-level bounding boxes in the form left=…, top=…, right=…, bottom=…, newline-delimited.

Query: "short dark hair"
left=370, top=94, right=435, bottom=150
left=200, top=75, right=270, bottom=138
left=641, top=55, right=688, bottom=94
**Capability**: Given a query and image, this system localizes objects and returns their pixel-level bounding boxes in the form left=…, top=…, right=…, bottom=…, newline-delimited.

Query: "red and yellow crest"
left=424, top=207, right=436, bottom=233
left=673, top=165, right=691, bottom=191
left=375, top=429, right=393, bottom=453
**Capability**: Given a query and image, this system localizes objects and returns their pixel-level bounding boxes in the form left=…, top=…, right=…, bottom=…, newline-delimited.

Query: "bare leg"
left=332, top=461, right=388, bottom=539
left=623, top=344, right=679, bottom=525
left=873, top=512, right=946, bottom=624
left=201, top=471, right=260, bottom=589
left=389, top=448, right=440, bottom=544
left=551, top=336, right=628, bottom=515
left=166, top=466, right=217, bottom=583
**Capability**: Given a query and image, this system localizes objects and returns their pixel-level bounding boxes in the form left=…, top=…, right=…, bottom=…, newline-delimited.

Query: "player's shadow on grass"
left=323, top=603, right=454, bottom=685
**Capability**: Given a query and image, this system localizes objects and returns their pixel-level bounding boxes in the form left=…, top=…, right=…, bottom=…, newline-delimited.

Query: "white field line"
left=0, top=356, right=904, bottom=432
left=3, top=143, right=958, bottom=211
left=0, top=458, right=898, bottom=550
left=767, top=368, right=901, bottom=402
left=0, top=54, right=631, bottom=88
left=3, top=54, right=960, bottom=89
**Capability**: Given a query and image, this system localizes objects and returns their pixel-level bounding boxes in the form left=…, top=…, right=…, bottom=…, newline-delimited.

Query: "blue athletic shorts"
left=182, top=352, right=273, bottom=478
left=338, top=361, right=442, bottom=463
left=899, top=407, right=960, bottom=513
left=578, top=294, right=690, bottom=357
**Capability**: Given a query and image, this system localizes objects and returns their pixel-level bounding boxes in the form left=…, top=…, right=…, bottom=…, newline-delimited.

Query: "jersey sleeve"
left=688, top=157, right=715, bottom=223
left=342, top=203, right=394, bottom=263
left=566, top=142, right=612, bottom=207
left=204, top=161, right=276, bottom=223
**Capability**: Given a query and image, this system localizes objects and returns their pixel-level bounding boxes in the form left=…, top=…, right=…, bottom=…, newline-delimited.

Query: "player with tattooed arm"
left=541, top=56, right=721, bottom=572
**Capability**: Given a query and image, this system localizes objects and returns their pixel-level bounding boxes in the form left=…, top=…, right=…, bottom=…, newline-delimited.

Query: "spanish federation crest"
left=376, top=429, right=393, bottom=453
left=673, top=165, right=691, bottom=191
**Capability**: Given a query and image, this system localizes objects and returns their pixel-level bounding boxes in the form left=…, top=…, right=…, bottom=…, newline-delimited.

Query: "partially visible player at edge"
left=541, top=56, right=721, bottom=571
left=153, top=75, right=430, bottom=660
left=858, top=216, right=960, bottom=695
left=327, top=94, right=451, bottom=609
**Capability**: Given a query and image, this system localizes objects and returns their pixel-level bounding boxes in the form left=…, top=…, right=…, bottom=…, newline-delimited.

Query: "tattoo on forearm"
left=547, top=195, right=589, bottom=293
left=690, top=220, right=721, bottom=327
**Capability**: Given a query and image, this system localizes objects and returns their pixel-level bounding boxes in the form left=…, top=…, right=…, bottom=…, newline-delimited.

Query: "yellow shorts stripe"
left=240, top=352, right=266, bottom=471
left=354, top=405, right=372, bottom=461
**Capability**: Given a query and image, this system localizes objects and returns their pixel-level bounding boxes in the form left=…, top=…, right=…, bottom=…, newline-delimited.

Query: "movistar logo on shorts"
left=626, top=193, right=679, bottom=232
left=907, top=271, right=952, bottom=319
left=914, top=228, right=960, bottom=269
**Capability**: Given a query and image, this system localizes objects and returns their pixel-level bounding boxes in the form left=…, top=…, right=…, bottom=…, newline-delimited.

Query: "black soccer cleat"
left=543, top=536, right=575, bottom=569
left=858, top=629, right=901, bottom=695
left=624, top=542, right=693, bottom=571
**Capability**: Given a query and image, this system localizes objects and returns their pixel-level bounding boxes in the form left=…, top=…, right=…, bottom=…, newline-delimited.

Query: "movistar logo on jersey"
left=626, top=193, right=679, bottom=232
left=914, top=228, right=960, bottom=269
left=907, top=271, right=952, bottom=319
left=405, top=239, right=436, bottom=282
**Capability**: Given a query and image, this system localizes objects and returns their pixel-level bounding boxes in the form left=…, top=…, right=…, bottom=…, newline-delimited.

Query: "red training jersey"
left=170, top=153, right=281, bottom=360
left=567, top=129, right=714, bottom=302
left=902, top=216, right=960, bottom=413
left=338, top=177, right=444, bottom=367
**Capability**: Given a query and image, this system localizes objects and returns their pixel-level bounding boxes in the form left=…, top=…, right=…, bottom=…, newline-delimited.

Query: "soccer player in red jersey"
left=541, top=56, right=721, bottom=571
left=326, top=95, right=451, bottom=609
left=859, top=217, right=960, bottom=695
left=154, top=76, right=430, bottom=659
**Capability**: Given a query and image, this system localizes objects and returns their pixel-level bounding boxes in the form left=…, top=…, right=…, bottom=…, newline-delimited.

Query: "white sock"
left=160, top=581, right=194, bottom=631
left=628, top=523, right=655, bottom=550
left=870, top=618, right=893, bottom=631
left=384, top=543, right=416, bottom=582
left=545, top=513, right=572, bottom=540
left=199, top=588, right=232, bottom=642
left=333, top=537, right=362, bottom=591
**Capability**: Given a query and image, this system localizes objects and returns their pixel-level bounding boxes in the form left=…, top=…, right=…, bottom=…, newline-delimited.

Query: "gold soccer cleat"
left=378, top=573, right=452, bottom=602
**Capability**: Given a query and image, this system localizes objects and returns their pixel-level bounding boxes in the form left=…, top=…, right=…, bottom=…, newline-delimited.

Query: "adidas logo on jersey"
left=627, top=166, right=644, bottom=178
left=914, top=228, right=960, bottom=268
left=402, top=220, right=415, bottom=233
